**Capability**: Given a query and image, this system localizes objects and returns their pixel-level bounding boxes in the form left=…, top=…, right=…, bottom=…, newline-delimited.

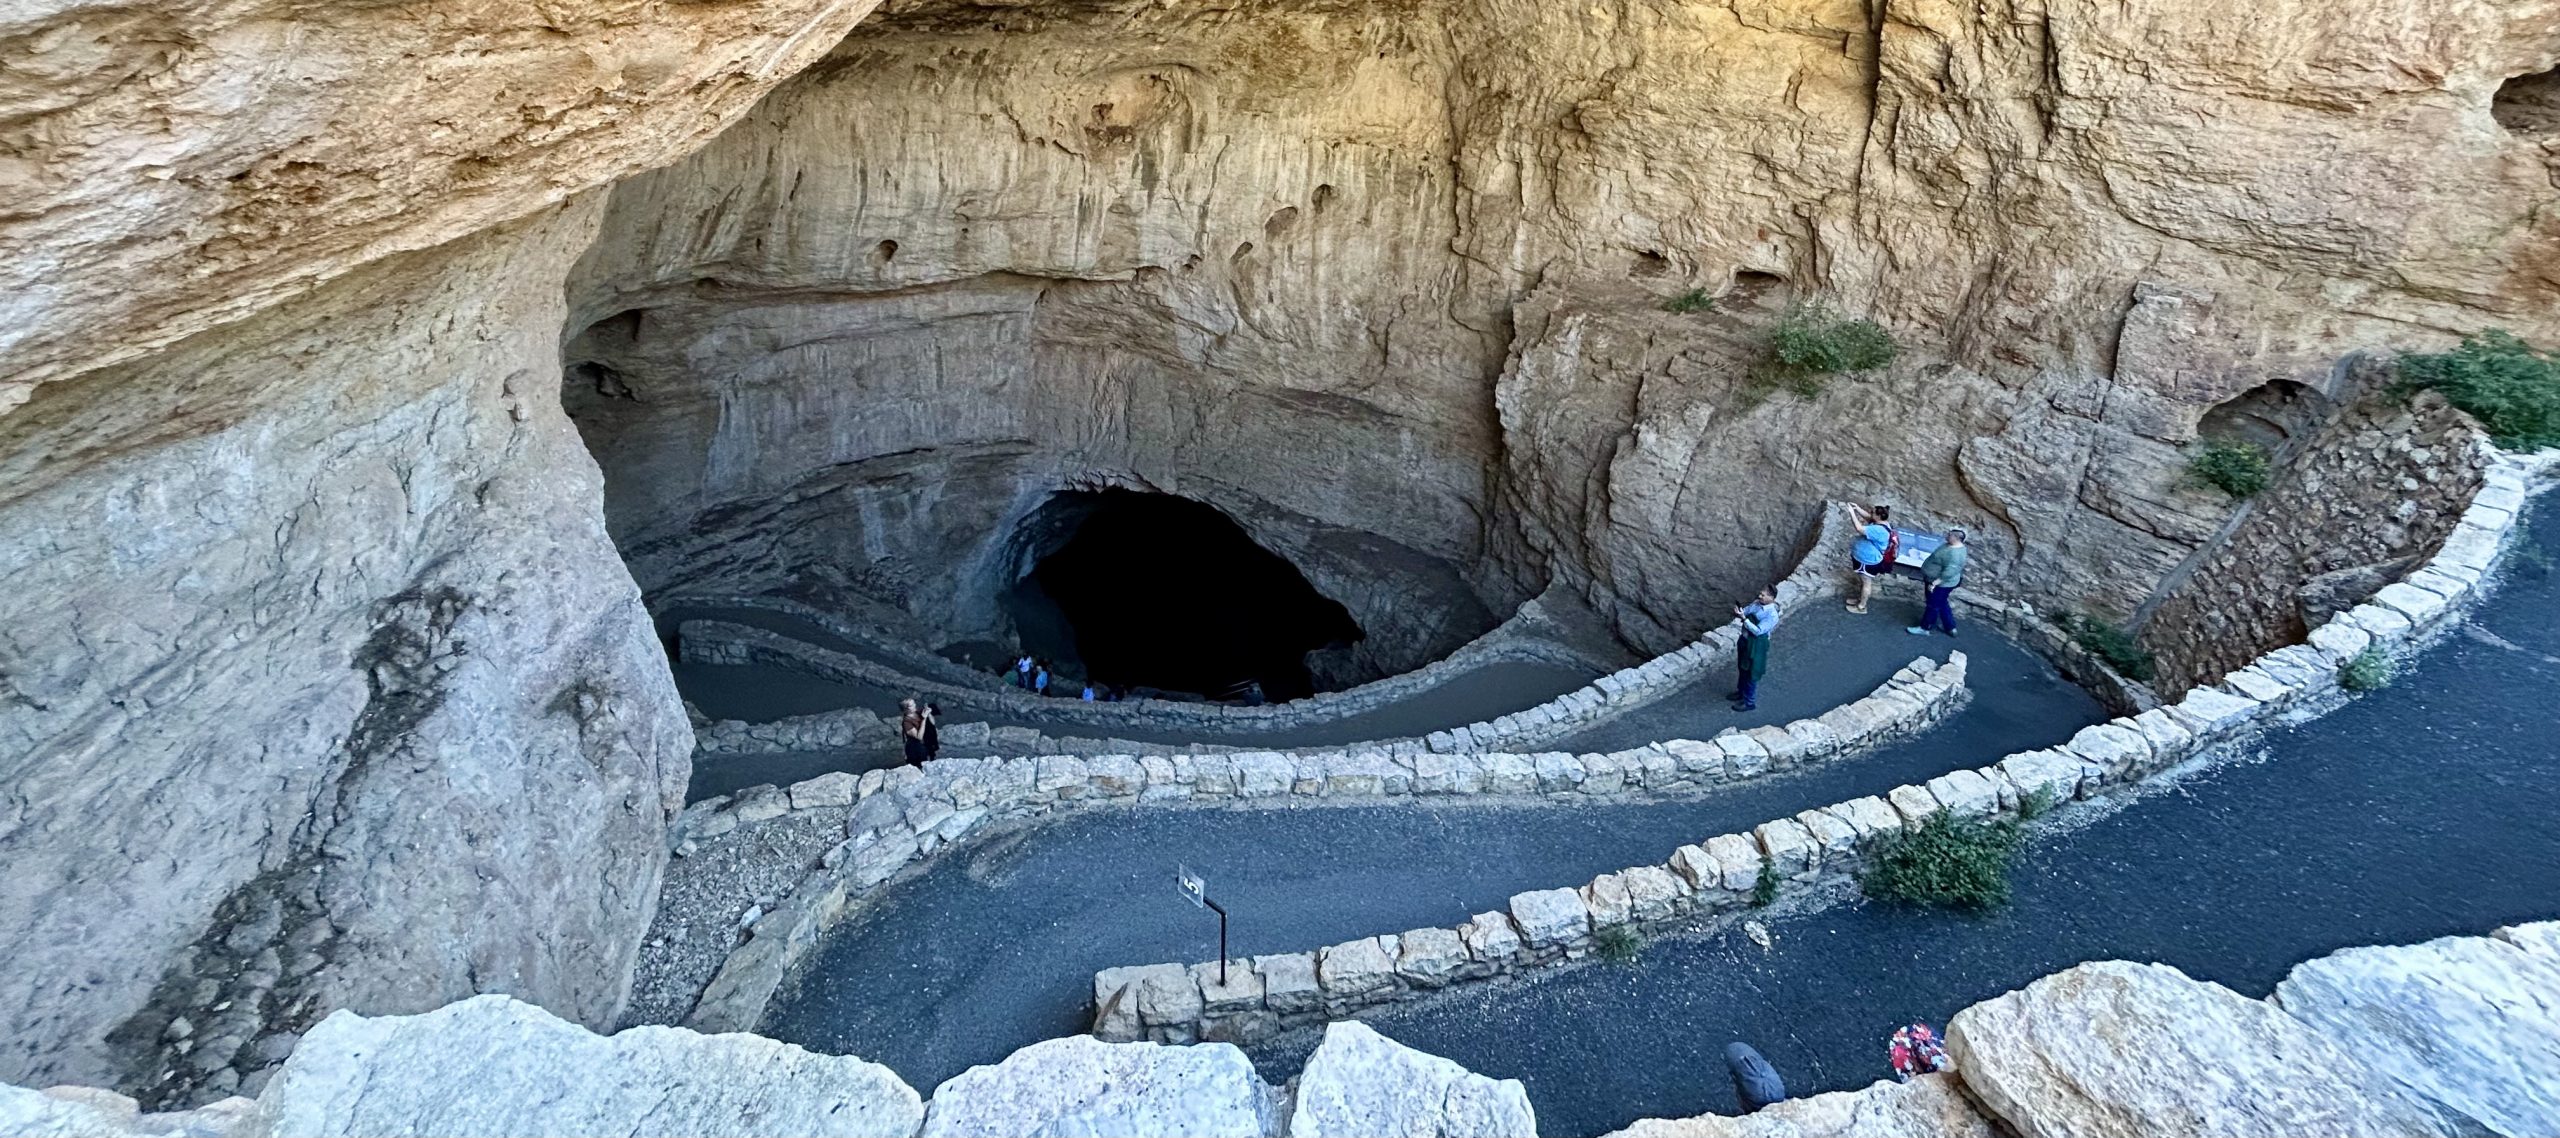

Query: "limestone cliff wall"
left=566, top=0, right=2560, bottom=660
left=0, top=202, right=689, bottom=1102
left=0, top=0, right=888, bottom=407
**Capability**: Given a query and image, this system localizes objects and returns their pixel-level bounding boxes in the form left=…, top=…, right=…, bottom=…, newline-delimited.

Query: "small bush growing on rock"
left=1593, top=924, right=1643, bottom=963
left=1759, top=306, right=1897, bottom=396
left=2186, top=442, right=2271, bottom=498
left=2397, top=329, right=2560, bottom=450
left=1663, top=288, right=1718, bottom=314
left=1862, top=813, right=2025, bottom=912
left=2340, top=646, right=2397, bottom=692
left=2063, top=613, right=2156, bottom=681
left=2017, top=784, right=2061, bottom=822
left=1749, top=860, right=1781, bottom=908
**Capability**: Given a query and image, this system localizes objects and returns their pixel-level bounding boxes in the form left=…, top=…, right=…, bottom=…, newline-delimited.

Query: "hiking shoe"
left=1907, top=626, right=1928, bottom=635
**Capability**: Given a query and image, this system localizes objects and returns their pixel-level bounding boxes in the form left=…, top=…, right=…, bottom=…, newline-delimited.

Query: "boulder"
left=1288, top=1021, right=1534, bottom=1138
left=920, top=1036, right=1275, bottom=1138
left=251, top=995, right=922, bottom=1137
left=1600, top=1073, right=1993, bottom=1137
left=788, top=772, right=859, bottom=811
left=0, top=1085, right=253, bottom=1138
left=2272, top=933, right=2560, bottom=1136
left=1508, top=888, right=1589, bottom=949
left=1948, top=961, right=2453, bottom=1138
left=1253, top=953, right=1322, bottom=1015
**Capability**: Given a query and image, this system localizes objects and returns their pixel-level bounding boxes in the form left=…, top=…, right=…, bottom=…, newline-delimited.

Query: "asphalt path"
left=757, top=609, right=2104, bottom=1093
left=1323, top=497, right=2560, bottom=1136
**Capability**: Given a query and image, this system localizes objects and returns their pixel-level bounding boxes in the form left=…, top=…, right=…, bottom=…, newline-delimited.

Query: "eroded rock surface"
left=920, top=1035, right=1274, bottom=1138
left=1600, top=1074, right=1992, bottom=1138
left=248, top=995, right=921, bottom=1137
left=1288, top=1020, right=1534, bottom=1138
left=0, top=203, right=688, bottom=1100
left=1947, top=960, right=2453, bottom=1138
left=0, top=0, right=886, bottom=403
left=2274, top=933, right=2560, bottom=1136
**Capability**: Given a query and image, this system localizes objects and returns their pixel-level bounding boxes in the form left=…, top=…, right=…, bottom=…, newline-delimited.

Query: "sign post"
left=1176, top=864, right=1228, bottom=984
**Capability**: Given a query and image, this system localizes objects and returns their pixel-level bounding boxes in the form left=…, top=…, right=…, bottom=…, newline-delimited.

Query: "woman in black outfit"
left=898, top=698, right=930, bottom=765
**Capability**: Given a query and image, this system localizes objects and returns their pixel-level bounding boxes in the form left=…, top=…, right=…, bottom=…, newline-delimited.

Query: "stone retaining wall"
left=659, top=652, right=1970, bottom=1034
left=679, top=501, right=1856, bottom=764
left=1090, top=444, right=2550, bottom=1045
left=672, top=589, right=1603, bottom=743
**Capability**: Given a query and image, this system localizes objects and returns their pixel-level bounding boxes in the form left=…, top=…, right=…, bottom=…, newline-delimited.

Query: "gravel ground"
left=621, top=809, right=846, bottom=1028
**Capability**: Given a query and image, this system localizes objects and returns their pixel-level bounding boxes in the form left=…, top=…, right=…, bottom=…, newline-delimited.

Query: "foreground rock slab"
left=2273, top=933, right=2560, bottom=1137
left=1948, top=961, right=2452, bottom=1138
left=1288, top=1021, right=1533, bottom=1138
left=248, top=996, right=922, bottom=1137
left=921, top=1035, right=1275, bottom=1138
left=1600, top=1074, right=1992, bottom=1138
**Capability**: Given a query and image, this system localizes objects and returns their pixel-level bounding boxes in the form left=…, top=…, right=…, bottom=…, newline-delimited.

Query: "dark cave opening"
left=1002, top=489, right=1363, bottom=701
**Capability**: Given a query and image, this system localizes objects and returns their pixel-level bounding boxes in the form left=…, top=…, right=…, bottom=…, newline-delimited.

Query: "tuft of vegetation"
left=1663, top=288, right=1719, bottom=314
left=1593, top=924, right=1643, bottom=963
left=2339, top=646, right=2397, bottom=692
left=1749, top=859, right=1781, bottom=908
left=2186, top=442, right=2272, bottom=498
left=2017, top=783, right=2061, bottom=822
left=1861, top=812, right=2026, bottom=912
left=2506, top=519, right=2553, bottom=578
left=1756, top=306, right=1898, bottom=397
left=2397, top=330, right=2560, bottom=451
left=2061, top=612, right=2157, bottom=681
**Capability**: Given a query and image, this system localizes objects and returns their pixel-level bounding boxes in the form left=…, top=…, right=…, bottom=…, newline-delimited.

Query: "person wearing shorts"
left=1848, top=503, right=1893, bottom=614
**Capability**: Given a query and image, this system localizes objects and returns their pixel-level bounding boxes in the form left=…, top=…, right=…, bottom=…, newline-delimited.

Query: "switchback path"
left=1320, top=497, right=2560, bottom=1137
left=756, top=613, right=2102, bottom=1092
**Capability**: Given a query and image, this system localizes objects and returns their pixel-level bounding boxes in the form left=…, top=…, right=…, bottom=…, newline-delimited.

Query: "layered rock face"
left=5, top=0, right=2560, bottom=1111
left=566, top=0, right=2560, bottom=663
left=0, top=0, right=889, bottom=407
left=0, top=204, right=688, bottom=1101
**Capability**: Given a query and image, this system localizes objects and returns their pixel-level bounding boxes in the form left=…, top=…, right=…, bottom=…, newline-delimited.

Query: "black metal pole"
left=1205, top=897, right=1228, bottom=984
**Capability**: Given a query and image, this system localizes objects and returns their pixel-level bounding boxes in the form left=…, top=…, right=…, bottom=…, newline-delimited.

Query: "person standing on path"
left=898, top=698, right=930, bottom=765
left=921, top=701, right=942, bottom=761
left=1731, top=587, right=1780, bottom=712
left=1848, top=503, right=1894, bottom=614
left=1909, top=527, right=1968, bottom=637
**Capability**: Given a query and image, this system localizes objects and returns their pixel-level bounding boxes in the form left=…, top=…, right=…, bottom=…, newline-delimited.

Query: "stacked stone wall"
left=2144, top=393, right=2487, bottom=693
left=651, top=652, right=1969, bottom=1034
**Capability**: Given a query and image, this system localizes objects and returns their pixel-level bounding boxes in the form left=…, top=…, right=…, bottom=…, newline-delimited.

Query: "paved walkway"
left=755, top=615, right=2103, bottom=1093
left=678, top=600, right=1959, bottom=801
left=1320, top=498, right=2560, bottom=1136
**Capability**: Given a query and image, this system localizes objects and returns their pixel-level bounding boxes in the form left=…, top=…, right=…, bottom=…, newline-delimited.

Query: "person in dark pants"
left=898, top=698, right=929, bottom=765
left=1910, top=527, right=1968, bottom=637
left=921, top=701, right=942, bottom=760
left=1730, top=587, right=1780, bottom=712
left=1725, top=1041, right=1789, bottom=1112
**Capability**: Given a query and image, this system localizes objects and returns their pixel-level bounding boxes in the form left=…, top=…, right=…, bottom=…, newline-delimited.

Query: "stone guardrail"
left=669, top=589, right=1604, bottom=742
left=676, top=499, right=1856, bottom=768
left=1089, top=443, right=2551, bottom=1046
left=666, top=651, right=1971, bottom=1034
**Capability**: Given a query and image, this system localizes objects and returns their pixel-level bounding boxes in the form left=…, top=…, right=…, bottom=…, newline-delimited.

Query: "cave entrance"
left=1001, top=489, right=1362, bottom=702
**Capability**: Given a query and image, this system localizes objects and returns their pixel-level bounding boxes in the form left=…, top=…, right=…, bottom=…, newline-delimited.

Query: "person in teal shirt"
left=1909, top=527, right=1968, bottom=637
left=1848, top=503, right=1893, bottom=614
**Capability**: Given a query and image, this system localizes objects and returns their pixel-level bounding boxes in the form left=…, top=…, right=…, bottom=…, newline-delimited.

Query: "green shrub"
left=2398, top=330, right=2560, bottom=450
left=1757, top=306, right=1897, bottom=396
left=1749, top=859, right=1781, bottom=908
left=1861, top=812, right=2025, bottom=911
left=2017, top=783, right=2061, bottom=822
left=1593, top=924, right=1643, bottom=963
left=2186, top=442, right=2271, bottom=498
left=2064, top=613, right=2156, bottom=681
left=2339, top=646, right=2396, bottom=692
left=1663, top=288, right=1718, bottom=314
